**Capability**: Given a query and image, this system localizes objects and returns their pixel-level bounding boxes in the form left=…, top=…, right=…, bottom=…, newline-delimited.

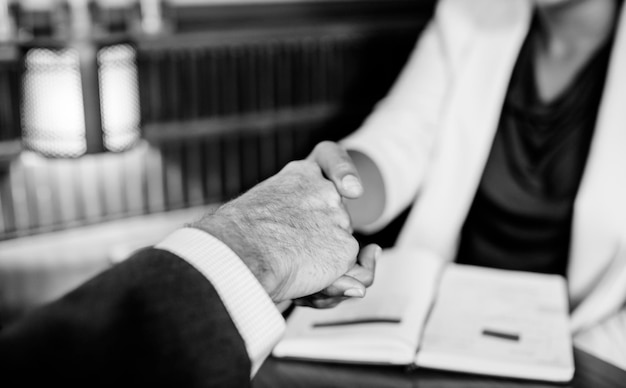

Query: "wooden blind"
left=0, top=0, right=434, bottom=241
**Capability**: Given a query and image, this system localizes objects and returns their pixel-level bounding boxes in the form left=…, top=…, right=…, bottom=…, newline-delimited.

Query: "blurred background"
left=0, top=0, right=434, bottom=323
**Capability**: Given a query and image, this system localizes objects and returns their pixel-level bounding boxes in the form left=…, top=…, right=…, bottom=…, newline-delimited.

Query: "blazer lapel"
left=568, top=4, right=626, bottom=320
left=398, top=0, right=532, bottom=260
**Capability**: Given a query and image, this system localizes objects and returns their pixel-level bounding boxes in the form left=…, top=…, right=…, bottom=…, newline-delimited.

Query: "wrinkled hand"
left=191, top=160, right=378, bottom=304
left=299, top=141, right=382, bottom=307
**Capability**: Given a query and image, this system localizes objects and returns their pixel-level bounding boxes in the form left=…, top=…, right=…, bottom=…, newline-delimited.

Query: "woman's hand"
left=294, top=244, right=380, bottom=309
left=307, top=141, right=364, bottom=199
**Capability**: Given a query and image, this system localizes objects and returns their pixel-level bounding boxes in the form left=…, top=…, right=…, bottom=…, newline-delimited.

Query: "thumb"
left=308, top=142, right=363, bottom=199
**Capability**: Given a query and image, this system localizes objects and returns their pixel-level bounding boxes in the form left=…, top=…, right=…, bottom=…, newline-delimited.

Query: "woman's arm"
left=310, top=4, right=456, bottom=233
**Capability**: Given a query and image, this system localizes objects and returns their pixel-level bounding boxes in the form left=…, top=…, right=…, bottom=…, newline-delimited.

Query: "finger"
left=340, top=198, right=354, bottom=234
left=334, top=203, right=353, bottom=232
left=296, top=296, right=347, bottom=309
left=310, top=296, right=347, bottom=309
left=293, top=298, right=314, bottom=307
left=316, top=244, right=380, bottom=298
left=308, top=142, right=363, bottom=199
left=345, top=244, right=380, bottom=287
left=321, top=275, right=367, bottom=297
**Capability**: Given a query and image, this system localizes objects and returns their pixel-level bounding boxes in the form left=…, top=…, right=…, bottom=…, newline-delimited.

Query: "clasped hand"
left=193, top=142, right=378, bottom=308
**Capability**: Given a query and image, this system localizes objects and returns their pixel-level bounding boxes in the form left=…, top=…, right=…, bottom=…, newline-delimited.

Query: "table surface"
left=252, top=348, right=626, bottom=388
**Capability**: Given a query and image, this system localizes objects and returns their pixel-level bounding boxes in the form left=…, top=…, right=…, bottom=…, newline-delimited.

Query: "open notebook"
left=272, top=249, right=575, bottom=383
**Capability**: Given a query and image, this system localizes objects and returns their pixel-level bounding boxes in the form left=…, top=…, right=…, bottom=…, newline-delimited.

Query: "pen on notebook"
left=312, top=318, right=402, bottom=328
left=481, top=328, right=520, bottom=341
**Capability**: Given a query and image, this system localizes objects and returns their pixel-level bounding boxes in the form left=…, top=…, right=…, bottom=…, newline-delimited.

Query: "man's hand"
left=191, top=160, right=378, bottom=304
left=299, top=141, right=385, bottom=306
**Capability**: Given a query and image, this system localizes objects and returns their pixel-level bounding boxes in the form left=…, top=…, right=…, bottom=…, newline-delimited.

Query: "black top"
left=455, top=20, right=614, bottom=276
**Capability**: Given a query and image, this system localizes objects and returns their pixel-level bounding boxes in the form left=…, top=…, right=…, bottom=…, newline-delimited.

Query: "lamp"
left=19, top=0, right=140, bottom=158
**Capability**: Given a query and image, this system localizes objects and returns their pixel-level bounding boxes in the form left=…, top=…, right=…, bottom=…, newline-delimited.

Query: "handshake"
left=192, top=141, right=379, bottom=308
left=0, top=141, right=379, bottom=386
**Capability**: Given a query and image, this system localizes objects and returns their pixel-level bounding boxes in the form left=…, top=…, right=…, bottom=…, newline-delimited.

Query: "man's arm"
left=0, top=248, right=254, bottom=388
left=0, top=160, right=378, bottom=386
left=155, top=228, right=285, bottom=377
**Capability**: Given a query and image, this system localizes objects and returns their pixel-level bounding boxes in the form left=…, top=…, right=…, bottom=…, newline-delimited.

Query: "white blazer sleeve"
left=340, top=5, right=453, bottom=233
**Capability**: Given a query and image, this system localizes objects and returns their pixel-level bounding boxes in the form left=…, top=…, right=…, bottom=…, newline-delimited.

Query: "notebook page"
left=415, top=264, right=574, bottom=382
left=272, top=248, right=445, bottom=365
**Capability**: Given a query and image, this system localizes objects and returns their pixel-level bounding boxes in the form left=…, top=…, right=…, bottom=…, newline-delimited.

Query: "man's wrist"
left=189, top=213, right=281, bottom=302
left=155, top=228, right=286, bottom=375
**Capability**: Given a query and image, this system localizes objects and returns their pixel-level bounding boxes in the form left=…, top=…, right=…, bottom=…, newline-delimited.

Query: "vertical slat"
left=241, top=134, right=260, bottom=191
left=276, top=128, right=294, bottom=171
left=179, top=50, right=191, bottom=120
left=22, top=161, right=40, bottom=231
left=185, top=140, right=204, bottom=207
left=295, top=124, right=314, bottom=160
left=163, top=143, right=185, bottom=210
left=293, top=40, right=304, bottom=106
left=300, top=39, right=312, bottom=106
left=257, top=43, right=277, bottom=180
left=9, top=158, right=30, bottom=234
left=0, top=182, right=4, bottom=234
left=216, top=47, right=226, bottom=116
left=0, top=60, right=20, bottom=143
left=77, top=154, right=104, bottom=223
left=259, top=127, right=277, bottom=180
left=232, top=46, right=242, bottom=114
left=221, top=47, right=237, bottom=116
left=163, top=51, right=175, bottom=120
left=188, top=49, right=200, bottom=119
left=160, top=51, right=171, bottom=120
left=259, top=44, right=275, bottom=111
left=242, top=45, right=257, bottom=113
left=171, top=50, right=183, bottom=120
left=99, top=153, right=125, bottom=218
left=148, top=50, right=163, bottom=122
left=198, top=48, right=209, bottom=117
left=338, top=39, right=352, bottom=101
left=222, top=134, right=241, bottom=199
left=276, top=43, right=291, bottom=108
left=0, top=69, right=13, bottom=141
left=312, top=38, right=325, bottom=104
left=195, top=48, right=206, bottom=118
left=21, top=155, right=54, bottom=230
left=123, top=143, right=147, bottom=216
left=204, top=139, right=222, bottom=203
left=0, top=169, right=11, bottom=235
left=327, top=39, right=340, bottom=101
left=145, top=144, right=166, bottom=213
left=136, top=51, right=149, bottom=124
left=32, top=161, right=55, bottom=229
left=50, top=158, right=80, bottom=227
left=207, top=49, right=220, bottom=117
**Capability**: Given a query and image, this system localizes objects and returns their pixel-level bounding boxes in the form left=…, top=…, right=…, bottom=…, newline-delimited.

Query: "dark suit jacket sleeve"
left=0, top=248, right=251, bottom=388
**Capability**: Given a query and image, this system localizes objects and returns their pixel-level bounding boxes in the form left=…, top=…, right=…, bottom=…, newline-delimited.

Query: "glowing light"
left=21, top=44, right=140, bottom=158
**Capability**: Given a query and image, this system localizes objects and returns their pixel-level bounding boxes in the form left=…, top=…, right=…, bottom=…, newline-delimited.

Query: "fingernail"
left=341, top=175, right=362, bottom=196
left=375, top=246, right=382, bottom=260
left=344, top=288, right=365, bottom=298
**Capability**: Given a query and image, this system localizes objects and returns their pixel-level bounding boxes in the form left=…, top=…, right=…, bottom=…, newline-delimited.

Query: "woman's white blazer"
left=343, top=0, right=626, bottom=365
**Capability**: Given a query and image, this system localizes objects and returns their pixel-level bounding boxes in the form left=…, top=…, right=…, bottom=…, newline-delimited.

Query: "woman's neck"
left=535, top=0, right=618, bottom=59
